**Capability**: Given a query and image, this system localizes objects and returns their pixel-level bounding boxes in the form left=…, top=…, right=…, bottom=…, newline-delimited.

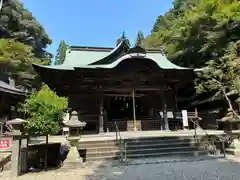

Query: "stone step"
left=81, top=150, right=121, bottom=159
left=126, top=141, right=197, bottom=150
left=78, top=141, right=198, bottom=153
left=79, top=146, right=120, bottom=153
left=86, top=155, right=120, bottom=161
left=124, top=137, right=195, bottom=145
left=78, top=138, right=196, bottom=148
left=78, top=140, right=118, bottom=148
left=125, top=146, right=198, bottom=155
left=75, top=135, right=209, bottom=162
left=126, top=150, right=208, bottom=159
left=84, top=150, right=208, bottom=161
left=81, top=147, right=205, bottom=160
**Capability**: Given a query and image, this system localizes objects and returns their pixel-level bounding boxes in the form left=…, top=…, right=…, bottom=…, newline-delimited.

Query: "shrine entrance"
left=107, top=94, right=148, bottom=121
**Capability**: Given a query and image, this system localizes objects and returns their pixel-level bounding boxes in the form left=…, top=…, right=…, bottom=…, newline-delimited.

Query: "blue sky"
left=21, top=0, right=173, bottom=63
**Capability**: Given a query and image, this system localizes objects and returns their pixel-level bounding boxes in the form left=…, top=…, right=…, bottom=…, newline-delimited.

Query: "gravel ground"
left=1, top=158, right=240, bottom=180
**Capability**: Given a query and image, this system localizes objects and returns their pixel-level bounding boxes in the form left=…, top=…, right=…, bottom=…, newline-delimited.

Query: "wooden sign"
left=182, top=110, right=189, bottom=128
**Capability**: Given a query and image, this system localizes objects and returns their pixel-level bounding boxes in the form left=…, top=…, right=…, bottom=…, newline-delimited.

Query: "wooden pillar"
left=171, top=85, right=179, bottom=130
left=99, top=94, right=104, bottom=133
left=161, top=91, right=169, bottom=131
left=171, top=85, right=178, bottom=121
left=172, top=85, right=179, bottom=112
left=132, top=89, right=137, bottom=131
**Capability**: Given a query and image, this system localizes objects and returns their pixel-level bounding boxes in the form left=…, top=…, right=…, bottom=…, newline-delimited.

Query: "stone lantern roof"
left=63, top=111, right=86, bottom=128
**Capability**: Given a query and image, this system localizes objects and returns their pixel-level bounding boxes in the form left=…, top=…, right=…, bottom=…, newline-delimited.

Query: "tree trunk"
left=44, top=134, right=48, bottom=171
left=222, top=88, right=239, bottom=117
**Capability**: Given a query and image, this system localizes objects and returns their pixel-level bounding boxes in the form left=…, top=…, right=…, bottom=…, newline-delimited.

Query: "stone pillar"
left=161, top=91, right=169, bottom=131
left=20, top=148, right=28, bottom=173
left=11, top=134, right=22, bottom=177
left=99, top=96, right=104, bottom=133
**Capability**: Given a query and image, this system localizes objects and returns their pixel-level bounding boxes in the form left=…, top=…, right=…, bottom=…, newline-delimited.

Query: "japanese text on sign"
left=0, top=140, right=9, bottom=148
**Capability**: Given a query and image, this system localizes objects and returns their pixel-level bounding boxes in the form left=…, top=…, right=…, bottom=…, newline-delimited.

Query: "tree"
left=22, top=85, right=67, bottom=135
left=195, top=42, right=240, bottom=118
left=116, top=31, right=130, bottom=47
left=22, top=85, right=67, bottom=169
left=0, top=0, right=52, bottom=60
left=55, top=40, right=68, bottom=65
left=145, top=0, right=240, bottom=68
left=0, top=0, right=52, bottom=89
left=0, top=38, right=47, bottom=89
left=135, top=30, right=145, bottom=47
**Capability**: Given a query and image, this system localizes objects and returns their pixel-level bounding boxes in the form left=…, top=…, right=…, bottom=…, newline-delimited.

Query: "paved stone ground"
left=1, top=157, right=240, bottom=180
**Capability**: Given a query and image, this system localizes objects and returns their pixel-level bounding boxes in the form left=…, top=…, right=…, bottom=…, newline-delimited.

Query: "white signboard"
left=182, top=110, right=188, bottom=128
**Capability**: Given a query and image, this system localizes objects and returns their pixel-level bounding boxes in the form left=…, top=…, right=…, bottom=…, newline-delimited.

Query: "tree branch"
left=221, top=87, right=239, bottom=118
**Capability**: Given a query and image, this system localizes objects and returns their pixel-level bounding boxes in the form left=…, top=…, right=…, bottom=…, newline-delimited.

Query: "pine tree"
left=55, top=40, right=68, bottom=65
left=135, top=30, right=144, bottom=47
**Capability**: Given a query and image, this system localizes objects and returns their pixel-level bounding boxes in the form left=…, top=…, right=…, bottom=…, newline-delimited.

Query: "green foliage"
left=145, top=0, right=240, bottom=68
left=0, top=0, right=52, bottom=59
left=135, top=30, right=145, bottom=47
left=195, top=42, right=240, bottom=113
left=55, top=40, right=68, bottom=65
left=0, top=0, right=52, bottom=89
left=0, top=38, right=47, bottom=89
left=22, top=85, right=67, bottom=136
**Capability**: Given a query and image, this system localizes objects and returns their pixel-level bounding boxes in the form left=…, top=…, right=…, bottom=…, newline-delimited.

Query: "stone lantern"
left=6, top=118, right=26, bottom=177
left=6, top=118, right=26, bottom=135
left=63, top=111, right=86, bottom=164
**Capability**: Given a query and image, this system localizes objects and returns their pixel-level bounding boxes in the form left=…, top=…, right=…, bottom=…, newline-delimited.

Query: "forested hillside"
left=0, top=0, right=52, bottom=89
left=145, top=0, right=240, bottom=68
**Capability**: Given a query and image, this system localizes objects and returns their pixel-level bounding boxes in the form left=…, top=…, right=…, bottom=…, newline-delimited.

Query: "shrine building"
left=33, top=40, right=198, bottom=134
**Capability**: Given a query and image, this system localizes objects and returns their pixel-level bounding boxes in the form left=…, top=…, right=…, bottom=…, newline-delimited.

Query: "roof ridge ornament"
left=116, top=31, right=130, bottom=47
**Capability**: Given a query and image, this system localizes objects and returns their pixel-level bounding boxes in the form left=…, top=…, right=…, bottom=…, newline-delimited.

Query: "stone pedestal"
left=63, top=136, right=82, bottom=167
left=127, top=120, right=142, bottom=131
left=64, top=146, right=81, bottom=163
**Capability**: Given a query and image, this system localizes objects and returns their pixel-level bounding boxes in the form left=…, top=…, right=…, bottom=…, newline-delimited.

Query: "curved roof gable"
left=0, top=81, right=25, bottom=96
left=33, top=42, right=199, bottom=71
left=74, top=52, right=190, bottom=70
left=90, top=41, right=130, bottom=65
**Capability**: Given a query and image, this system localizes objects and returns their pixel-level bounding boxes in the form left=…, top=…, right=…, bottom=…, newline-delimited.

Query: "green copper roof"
left=33, top=41, right=197, bottom=71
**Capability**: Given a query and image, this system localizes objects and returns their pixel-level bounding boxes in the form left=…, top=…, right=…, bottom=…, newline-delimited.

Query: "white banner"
left=182, top=110, right=188, bottom=127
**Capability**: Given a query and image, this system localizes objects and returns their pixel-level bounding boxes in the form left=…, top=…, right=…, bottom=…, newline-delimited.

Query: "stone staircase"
left=77, top=140, right=120, bottom=161
left=77, top=135, right=210, bottom=162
